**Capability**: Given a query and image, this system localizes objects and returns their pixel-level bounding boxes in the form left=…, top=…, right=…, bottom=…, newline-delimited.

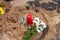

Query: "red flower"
left=26, top=14, right=33, bottom=26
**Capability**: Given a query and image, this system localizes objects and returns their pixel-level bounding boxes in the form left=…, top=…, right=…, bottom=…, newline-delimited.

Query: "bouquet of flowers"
left=18, top=14, right=46, bottom=40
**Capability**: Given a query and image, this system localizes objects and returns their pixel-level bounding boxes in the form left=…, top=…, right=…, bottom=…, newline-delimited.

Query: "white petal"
left=37, top=29, right=41, bottom=33
left=34, top=17, right=40, bottom=22
left=39, top=27, right=43, bottom=31
left=40, top=21, right=46, bottom=29
left=33, top=17, right=47, bottom=33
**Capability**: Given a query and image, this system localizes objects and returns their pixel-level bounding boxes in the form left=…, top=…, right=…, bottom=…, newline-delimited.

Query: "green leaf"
left=23, top=24, right=37, bottom=40
left=0, top=4, right=5, bottom=7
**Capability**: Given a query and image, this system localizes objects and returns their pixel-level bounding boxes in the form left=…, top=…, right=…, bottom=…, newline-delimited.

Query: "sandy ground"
left=0, top=0, right=60, bottom=40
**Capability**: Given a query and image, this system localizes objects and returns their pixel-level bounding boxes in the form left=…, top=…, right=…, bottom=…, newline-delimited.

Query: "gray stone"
left=40, top=2, right=57, bottom=11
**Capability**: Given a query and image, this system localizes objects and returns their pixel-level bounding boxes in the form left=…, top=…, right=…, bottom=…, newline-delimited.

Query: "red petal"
left=26, top=14, right=33, bottom=25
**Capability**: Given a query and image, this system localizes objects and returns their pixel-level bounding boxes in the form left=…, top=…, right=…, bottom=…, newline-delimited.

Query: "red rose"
left=26, top=14, right=33, bottom=26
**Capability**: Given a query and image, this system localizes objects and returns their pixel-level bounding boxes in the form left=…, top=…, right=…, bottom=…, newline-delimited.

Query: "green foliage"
left=0, top=4, right=5, bottom=7
left=23, top=24, right=37, bottom=40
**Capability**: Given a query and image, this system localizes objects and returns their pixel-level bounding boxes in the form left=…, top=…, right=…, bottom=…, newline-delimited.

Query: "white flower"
left=40, top=20, right=46, bottom=29
left=33, top=17, right=40, bottom=23
left=33, top=17, right=47, bottom=33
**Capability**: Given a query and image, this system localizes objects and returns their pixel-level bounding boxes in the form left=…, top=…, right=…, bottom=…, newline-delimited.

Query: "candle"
left=26, top=14, right=33, bottom=27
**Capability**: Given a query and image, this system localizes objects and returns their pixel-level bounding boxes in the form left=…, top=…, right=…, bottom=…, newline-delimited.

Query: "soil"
left=0, top=0, right=60, bottom=40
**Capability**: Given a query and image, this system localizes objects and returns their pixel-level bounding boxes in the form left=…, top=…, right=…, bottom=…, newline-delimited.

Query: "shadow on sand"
left=37, top=26, right=49, bottom=40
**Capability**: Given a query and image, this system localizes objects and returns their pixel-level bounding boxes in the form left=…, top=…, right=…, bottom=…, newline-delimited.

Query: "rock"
left=40, top=2, right=57, bottom=11
left=27, top=1, right=34, bottom=6
left=26, top=1, right=34, bottom=10
left=40, top=2, right=48, bottom=8
left=33, top=0, right=41, bottom=7
left=52, top=0, right=60, bottom=3
left=52, top=0, right=60, bottom=13
left=26, top=0, right=41, bottom=13
left=26, top=0, right=41, bottom=7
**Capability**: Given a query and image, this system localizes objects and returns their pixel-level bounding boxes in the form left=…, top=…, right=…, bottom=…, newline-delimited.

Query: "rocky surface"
left=0, top=0, right=60, bottom=40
